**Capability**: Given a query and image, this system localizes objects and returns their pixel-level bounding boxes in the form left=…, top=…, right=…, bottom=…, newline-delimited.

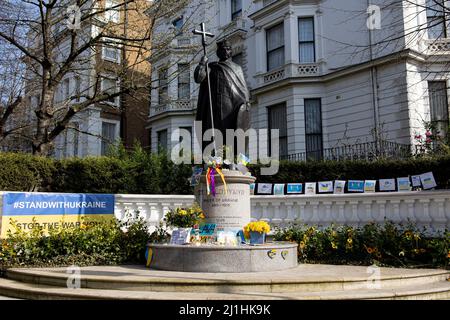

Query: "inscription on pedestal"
left=195, top=172, right=255, bottom=232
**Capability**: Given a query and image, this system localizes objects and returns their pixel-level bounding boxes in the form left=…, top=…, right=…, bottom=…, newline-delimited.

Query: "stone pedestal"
left=194, top=170, right=256, bottom=232
left=147, top=242, right=298, bottom=273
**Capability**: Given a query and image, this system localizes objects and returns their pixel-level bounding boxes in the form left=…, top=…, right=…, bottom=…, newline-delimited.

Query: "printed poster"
left=411, top=175, right=422, bottom=188
left=420, top=172, right=437, bottom=190
left=334, top=180, right=346, bottom=194
left=318, top=181, right=333, bottom=193
left=364, top=180, right=376, bottom=193
left=273, top=184, right=285, bottom=195
left=379, top=179, right=396, bottom=191
left=257, top=183, right=273, bottom=195
left=397, top=177, right=411, bottom=192
left=348, top=180, right=365, bottom=192
left=287, top=183, right=303, bottom=194
left=305, top=183, right=317, bottom=195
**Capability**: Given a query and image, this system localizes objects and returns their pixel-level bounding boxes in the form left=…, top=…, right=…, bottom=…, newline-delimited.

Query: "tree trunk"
left=32, top=89, right=55, bottom=156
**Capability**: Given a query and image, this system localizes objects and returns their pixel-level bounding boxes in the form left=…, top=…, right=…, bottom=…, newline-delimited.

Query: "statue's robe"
left=195, top=60, right=250, bottom=142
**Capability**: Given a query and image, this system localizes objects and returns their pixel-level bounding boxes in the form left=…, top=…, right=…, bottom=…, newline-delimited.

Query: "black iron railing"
left=280, top=140, right=414, bottom=162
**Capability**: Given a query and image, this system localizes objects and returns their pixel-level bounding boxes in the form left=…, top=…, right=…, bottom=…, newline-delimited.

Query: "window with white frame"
left=304, top=98, right=323, bottom=160
left=231, top=0, right=242, bottom=20
left=428, top=81, right=449, bottom=138
left=298, top=17, right=315, bottom=63
left=426, top=0, right=447, bottom=39
left=172, top=16, right=183, bottom=35
left=268, top=103, right=288, bottom=158
left=157, top=129, right=168, bottom=150
left=105, top=0, right=120, bottom=23
left=178, top=63, right=190, bottom=100
left=102, top=38, right=121, bottom=63
left=74, top=76, right=81, bottom=102
left=63, top=78, right=70, bottom=100
left=101, top=121, right=117, bottom=155
left=72, top=122, right=80, bottom=157
left=158, top=68, right=168, bottom=105
left=266, top=22, right=284, bottom=71
left=101, top=76, right=119, bottom=106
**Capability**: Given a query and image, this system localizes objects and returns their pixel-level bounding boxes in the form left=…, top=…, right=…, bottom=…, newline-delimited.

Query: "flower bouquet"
left=164, top=203, right=205, bottom=228
left=243, top=220, right=271, bottom=245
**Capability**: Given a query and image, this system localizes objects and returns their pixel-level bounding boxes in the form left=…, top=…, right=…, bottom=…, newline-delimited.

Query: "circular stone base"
left=146, top=242, right=298, bottom=273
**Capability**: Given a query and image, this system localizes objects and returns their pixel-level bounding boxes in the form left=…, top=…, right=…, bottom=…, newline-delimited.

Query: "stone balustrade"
left=1, top=191, right=449, bottom=234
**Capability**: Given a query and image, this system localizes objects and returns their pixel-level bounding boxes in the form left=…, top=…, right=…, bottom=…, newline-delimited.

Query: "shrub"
left=273, top=221, right=450, bottom=268
left=0, top=153, right=55, bottom=191
left=0, top=213, right=155, bottom=270
left=0, top=147, right=193, bottom=194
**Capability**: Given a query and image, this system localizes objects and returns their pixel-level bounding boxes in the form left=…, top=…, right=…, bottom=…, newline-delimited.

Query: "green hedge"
left=250, top=156, right=450, bottom=189
left=2, top=152, right=450, bottom=194
left=0, top=150, right=192, bottom=194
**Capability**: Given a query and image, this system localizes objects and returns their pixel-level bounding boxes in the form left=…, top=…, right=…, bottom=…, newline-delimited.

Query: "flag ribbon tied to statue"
left=206, top=166, right=227, bottom=197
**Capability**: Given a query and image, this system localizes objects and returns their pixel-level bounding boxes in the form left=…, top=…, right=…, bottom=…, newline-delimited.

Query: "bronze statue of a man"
left=194, top=40, right=251, bottom=150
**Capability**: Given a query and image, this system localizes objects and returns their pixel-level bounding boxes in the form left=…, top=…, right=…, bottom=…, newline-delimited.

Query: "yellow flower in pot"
left=243, top=221, right=271, bottom=245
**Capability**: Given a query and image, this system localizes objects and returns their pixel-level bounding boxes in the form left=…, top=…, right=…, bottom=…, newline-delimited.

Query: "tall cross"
left=193, top=23, right=214, bottom=50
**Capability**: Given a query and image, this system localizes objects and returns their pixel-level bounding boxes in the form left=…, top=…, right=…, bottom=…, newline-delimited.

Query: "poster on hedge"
left=364, top=180, right=376, bottom=193
left=1, top=192, right=115, bottom=238
left=334, top=181, right=346, bottom=194
left=397, top=177, right=411, bottom=192
left=411, top=175, right=422, bottom=188
left=257, top=183, right=273, bottom=194
left=287, top=183, right=303, bottom=194
left=348, top=180, right=365, bottom=192
left=420, top=172, right=437, bottom=190
left=273, top=184, right=285, bottom=195
left=318, top=181, right=333, bottom=193
left=379, top=179, right=396, bottom=191
left=305, top=183, right=316, bottom=195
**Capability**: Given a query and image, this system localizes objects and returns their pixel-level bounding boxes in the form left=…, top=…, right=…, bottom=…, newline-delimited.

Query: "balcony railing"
left=150, top=99, right=195, bottom=117
left=424, top=38, right=450, bottom=54
left=255, top=62, right=321, bottom=87
left=280, top=140, right=414, bottom=162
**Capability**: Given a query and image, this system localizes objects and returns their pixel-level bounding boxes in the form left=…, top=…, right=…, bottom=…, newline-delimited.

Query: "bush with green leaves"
left=273, top=221, right=450, bottom=268
left=0, top=212, right=157, bottom=271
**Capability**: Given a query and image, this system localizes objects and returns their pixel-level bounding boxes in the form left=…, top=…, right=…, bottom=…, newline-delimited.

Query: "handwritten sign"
left=170, top=228, right=192, bottom=245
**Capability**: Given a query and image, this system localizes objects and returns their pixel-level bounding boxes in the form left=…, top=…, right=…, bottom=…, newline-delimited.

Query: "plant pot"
left=249, top=231, right=265, bottom=245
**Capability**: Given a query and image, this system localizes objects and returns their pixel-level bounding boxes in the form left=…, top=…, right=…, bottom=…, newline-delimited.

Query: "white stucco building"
left=149, top=0, right=450, bottom=160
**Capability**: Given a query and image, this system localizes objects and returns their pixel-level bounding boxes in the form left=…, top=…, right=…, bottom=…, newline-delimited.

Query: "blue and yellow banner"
left=1, top=192, right=115, bottom=237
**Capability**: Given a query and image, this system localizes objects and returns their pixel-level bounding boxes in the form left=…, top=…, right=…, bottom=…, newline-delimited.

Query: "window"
left=428, top=81, right=449, bottom=138
left=231, top=0, right=242, bottom=20
left=157, top=129, right=168, bottom=150
left=74, top=76, right=81, bottom=102
left=427, top=0, right=447, bottom=39
left=178, top=64, right=190, bottom=100
left=73, top=122, right=79, bottom=157
left=101, top=76, right=119, bottom=105
left=179, top=126, right=192, bottom=157
left=105, top=0, right=120, bottom=23
left=298, top=17, right=315, bottom=63
left=101, top=122, right=117, bottom=155
left=232, top=52, right=243, bottom=66
left=268, top=103, right=288, bottom=158
left=304, top=98, right=323, bottom=160
left=266, top=23, right=284, bottom=71
left=158, top=68, right=168, bottom=105
left=63, top=78, right=70, bottom=100
left=172, top=16, right=183, bottom=35
left=102, top=39, right=121, bottom=63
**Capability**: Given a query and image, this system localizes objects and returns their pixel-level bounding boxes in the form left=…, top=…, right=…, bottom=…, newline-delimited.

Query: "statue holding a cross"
left=193, top=23, right=251, bottom=157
